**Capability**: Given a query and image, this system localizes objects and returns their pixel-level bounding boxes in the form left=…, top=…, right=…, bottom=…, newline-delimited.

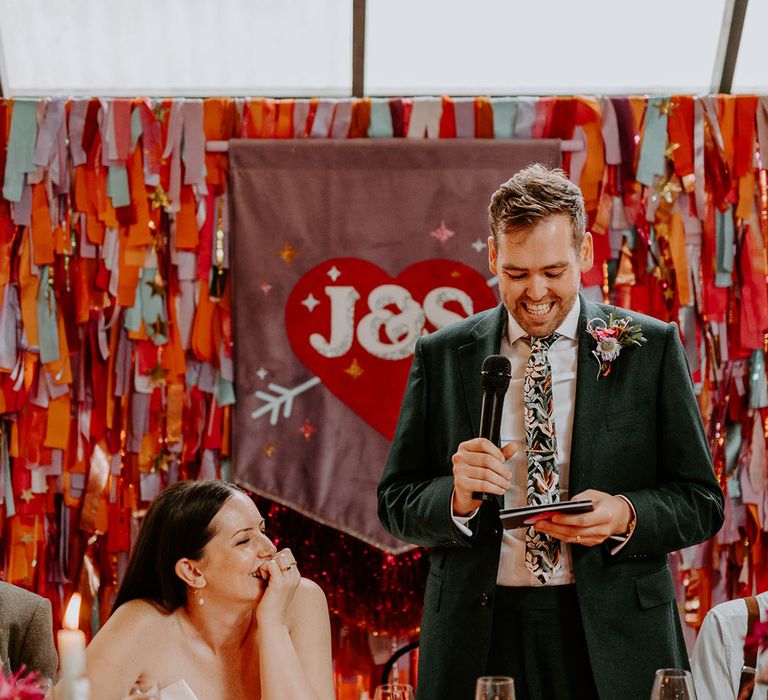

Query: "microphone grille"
left=480, top=354, right=512, bottom=392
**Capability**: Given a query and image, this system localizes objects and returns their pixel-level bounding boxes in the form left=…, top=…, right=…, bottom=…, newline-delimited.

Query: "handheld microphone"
left=472, top=354, right=512, bottom=502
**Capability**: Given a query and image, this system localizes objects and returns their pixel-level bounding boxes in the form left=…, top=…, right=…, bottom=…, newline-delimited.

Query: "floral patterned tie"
left=524, top=333, right=561, bottom=583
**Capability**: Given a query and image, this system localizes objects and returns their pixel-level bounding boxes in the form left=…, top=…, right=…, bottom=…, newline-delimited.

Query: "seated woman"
left=63, top=480, right=334, bottom=700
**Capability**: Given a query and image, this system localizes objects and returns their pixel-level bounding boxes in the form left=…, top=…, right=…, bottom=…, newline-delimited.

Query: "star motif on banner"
left=153, top=103, right=170, bottom=123
left=260, top=282, right=273, bottom=295
left=653, top=99, right=679, bottom=117
left=301, top=293, right=320, bottom=312
left=256, top=367, right=268, bottom=380
left=327, top=266, right=341, bottom=282
left=151, top=451, right=171, bottom=473
left=471, top=238, right=486, bottom=252
left=20, top=488, right=34, bottom=504
left=147, top=274, right=166, bottom=297
left=277, top=243, right=300, bottom=266
left=21, top=533, right=34, bottom=544
left=264, top=443, right=277, bottom=457
left=450, top=270, right=461, bottom=279
left=149, top=185, right=171, bottom=210
left=664, top=142, right=681, bottom=160
left=344, top=358, right=364, bottom=379
left=299, top=419, right=317, bottom=440
left=430, top=220, right=455, bottom=245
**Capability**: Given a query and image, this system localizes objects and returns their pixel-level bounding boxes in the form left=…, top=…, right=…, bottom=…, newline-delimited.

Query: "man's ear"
left=579, top=232, right=594, bottom=273
left=175, top=558, right=206, bottom=588
left=488, top=236, right=498, bottom=275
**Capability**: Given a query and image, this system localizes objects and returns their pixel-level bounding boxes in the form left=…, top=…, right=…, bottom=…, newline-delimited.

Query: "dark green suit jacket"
left=378, top=296, right=724, bottom=700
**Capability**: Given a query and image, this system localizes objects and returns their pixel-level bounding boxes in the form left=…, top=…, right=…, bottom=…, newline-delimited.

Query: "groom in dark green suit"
left=378, top=164, right=724, bottom=700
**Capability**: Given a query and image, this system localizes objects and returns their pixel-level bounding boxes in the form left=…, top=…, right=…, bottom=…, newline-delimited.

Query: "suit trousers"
left=485, top=584, right=599, bottom=700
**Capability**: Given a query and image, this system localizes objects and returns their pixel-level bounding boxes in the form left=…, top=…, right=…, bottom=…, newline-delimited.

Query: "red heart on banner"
left=285, top=258, right=498, bottom=439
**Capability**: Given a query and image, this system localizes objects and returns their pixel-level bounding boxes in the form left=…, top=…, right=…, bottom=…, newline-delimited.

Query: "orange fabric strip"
left=348, top=99, right=371, bottom=138
left=18, top=230, right=39, bottom=347
left=737, top=173, right=756, bottom=220
left=667, top=96, right=695, bottom=177
left=126, top=145, right=151, bottom=247
left=475, top=97, right=494, bottom=138
left=276, top=99, right=294, bottom=138
left=734, top=95, right=757, bottom=178
left=668, top=211, right=690, bottom=306
left=44, top=393, right=70, bottom=449
left=174, top=185, right=199, bottom=250
left=191, top=281, right=216, bottom=362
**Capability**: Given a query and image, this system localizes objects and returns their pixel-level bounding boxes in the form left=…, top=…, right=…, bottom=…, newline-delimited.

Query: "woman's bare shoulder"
left=288, top=578, right=329, bottom=626
left=101, top=600, right=173, bottom=636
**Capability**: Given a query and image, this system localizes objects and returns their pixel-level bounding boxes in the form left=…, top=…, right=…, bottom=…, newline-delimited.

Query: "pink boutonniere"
left=586, top=313, right=646, bottom=379
left=0, top=666, right=49, bottom=700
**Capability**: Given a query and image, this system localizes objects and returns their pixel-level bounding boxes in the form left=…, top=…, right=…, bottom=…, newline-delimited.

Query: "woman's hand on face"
left=255, top=548, right=301, bottom=627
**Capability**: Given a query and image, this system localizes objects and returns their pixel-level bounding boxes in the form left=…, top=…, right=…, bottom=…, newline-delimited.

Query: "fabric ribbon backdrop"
left=0, top=95, right=765, bottom=656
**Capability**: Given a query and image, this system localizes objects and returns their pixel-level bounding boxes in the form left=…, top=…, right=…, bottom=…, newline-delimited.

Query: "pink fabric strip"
left=330, top=100, right=353, bottom=139
left=600, top=97, right=621, bottom=165
left=181, top=100, right=206, bottom=189
left=453, top=98, right=475, bottom=139
left=68, top=100, right=89, bottom=167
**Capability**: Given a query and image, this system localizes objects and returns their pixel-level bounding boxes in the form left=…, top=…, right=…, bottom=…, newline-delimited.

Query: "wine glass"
left=649, top=668, right=697, bottom=699
left=373, top=683, right=415, bottom=700
left=475, top=675, right=516, bottom=700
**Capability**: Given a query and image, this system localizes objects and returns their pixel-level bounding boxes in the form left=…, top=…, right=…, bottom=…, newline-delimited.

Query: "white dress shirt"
left=691, top=592, right=768, bottom=700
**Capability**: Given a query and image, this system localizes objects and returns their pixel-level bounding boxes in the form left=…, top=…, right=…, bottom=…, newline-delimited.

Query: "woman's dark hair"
left=112, top=480, right=245, bottom=614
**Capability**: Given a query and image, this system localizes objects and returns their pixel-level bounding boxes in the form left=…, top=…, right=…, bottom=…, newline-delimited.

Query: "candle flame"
left=63, top=593, right=82, bottom=631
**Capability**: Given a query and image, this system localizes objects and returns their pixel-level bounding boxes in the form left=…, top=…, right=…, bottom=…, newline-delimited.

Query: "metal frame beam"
left=352, top=0, right=366, bottom=97
left=711, top=0, right=748, bottom=94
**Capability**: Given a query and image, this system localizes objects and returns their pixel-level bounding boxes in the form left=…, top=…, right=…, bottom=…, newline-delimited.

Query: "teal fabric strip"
left=139, top=268, right=168, bottom=345
left=491, top=97, right=518, bottom=139
left=124, top=288, right=143, bottom=332
left=107, top=165, right=131, bottom=207
left=369, top=99, right=394, bottom=138
left=215, top=376, right=236, bottom=406
left=715, top=207, right=734, bottom=287
left=3, top=100, right=39, bottom=202
left=749, top=349, right=768, bottom=408
left=130, top=108, right=143, bottom=151
left=36, top=266, right=60, bottom=363
left=636, top=98, right=669, bottom=186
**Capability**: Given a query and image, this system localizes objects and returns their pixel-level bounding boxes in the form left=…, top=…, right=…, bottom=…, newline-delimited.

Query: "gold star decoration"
left=153, top=103, right=170, bottom=123
left=344, top=358, right=364, bottom=379
left=299, top=419, right=317, bottom=441
left=146, top=273, right=166, bottom=297
left=264, top=443, right=277, bottom=457
left=150, top=318, right=169, bottom=338
left=277, top=243, right=300, bottom=266
left=149, top=364, right=169, bottom=385
left=149, top=185, right=171, bottom=211
left=450, top=270, right=461, bottom=279
left=664, top=142, right=681, bottom=160
left=20, top=488, right=34, bottom=504
left=151, top=451, right=171, bottom=473
left=21, top=533, right=34, bottom=544
left=652, top=177, right=682, bottom=205
left=653, top=99, right=679, bottom=117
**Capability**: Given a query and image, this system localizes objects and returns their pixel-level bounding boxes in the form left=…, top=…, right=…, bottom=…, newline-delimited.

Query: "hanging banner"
left=229, top=139, right=561, bottom=551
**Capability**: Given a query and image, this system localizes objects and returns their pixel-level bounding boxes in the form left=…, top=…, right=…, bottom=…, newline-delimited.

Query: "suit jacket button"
left=480, top=593, right=489, bottom=606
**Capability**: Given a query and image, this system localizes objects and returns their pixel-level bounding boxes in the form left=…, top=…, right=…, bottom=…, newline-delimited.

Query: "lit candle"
left=58, top=593, right=86, bottom=680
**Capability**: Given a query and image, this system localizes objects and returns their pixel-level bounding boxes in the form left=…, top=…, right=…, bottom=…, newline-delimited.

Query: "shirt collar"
left=505, top=296, right=581, bottom=344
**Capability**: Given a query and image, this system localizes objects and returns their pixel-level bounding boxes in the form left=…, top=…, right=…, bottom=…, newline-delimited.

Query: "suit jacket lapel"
left=569, top=294, right=613, bottom=495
